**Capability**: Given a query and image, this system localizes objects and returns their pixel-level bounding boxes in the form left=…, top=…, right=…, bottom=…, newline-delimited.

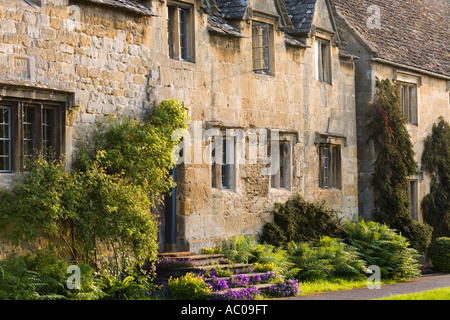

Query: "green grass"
left=299, top=278, right=402, bottom=295
left=379, top=287, right=450, bottom=300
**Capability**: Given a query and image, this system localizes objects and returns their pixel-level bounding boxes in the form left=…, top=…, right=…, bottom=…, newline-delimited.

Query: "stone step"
left=215, top=283, right=274, bottom=295
left=176, top=262, right=254, bottom=273
left=157, top=251, right=196, bottom=258
left=204, top=272, right=270, bottom=281
left=174, top=254, right=225, bottom=266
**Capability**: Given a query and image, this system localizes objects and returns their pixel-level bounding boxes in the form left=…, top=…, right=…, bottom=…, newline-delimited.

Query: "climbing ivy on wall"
left=421, top=117, right=450, bottom=240
left=368, top=78, right=432, bottom=253
left=0, top=99, right=189, bottom=274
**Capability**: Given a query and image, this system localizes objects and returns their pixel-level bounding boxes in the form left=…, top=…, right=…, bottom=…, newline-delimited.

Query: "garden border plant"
left=0, top=99, right=189, bottom=276
left=368, top=78, right=432, bottom=253
left=421, top=117, right=450, bottom=240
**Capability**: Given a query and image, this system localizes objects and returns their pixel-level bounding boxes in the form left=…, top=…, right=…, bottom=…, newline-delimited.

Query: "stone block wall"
left=0, top=0, right=359, bottom=253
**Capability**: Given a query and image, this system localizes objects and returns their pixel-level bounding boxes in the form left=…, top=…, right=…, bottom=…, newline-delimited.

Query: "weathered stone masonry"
left=0, top=0, right=359, bottom=255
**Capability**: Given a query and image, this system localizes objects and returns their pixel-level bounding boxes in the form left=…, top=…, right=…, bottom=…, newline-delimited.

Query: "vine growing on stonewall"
left=0, top=99, right=189, bottom=275
left=368, top=78, right=432, bottom=253
left=421, top=117, right=450, bottom=240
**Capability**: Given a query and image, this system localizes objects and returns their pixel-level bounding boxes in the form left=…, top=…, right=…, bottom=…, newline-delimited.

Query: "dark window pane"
left=23, top=106, right=34, bottom=159
left=0, top=106, right=11, bottom=172
left=42, top=108, right=54, bottom=160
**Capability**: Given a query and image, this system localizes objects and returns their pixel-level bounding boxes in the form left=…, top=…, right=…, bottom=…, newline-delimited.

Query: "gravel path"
left=282, top=273, right=450, bottom=300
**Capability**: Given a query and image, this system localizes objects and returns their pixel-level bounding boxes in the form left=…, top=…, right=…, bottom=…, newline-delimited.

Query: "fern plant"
left=221, top=235, right=292, bottom=274
left=0, top=253, right=66, bottom=300
left=286, top=237, right=366, bottom=281
left=344, top=220, right=421, bottom=279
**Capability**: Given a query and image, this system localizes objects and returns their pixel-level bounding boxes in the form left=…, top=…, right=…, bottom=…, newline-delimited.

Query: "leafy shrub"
left=0, top=249, right=104, bottom=300
left=167, top=273, right=212, bottom=300
left=260, top=195, right=345, bottom=247
left=430, top=237, right=450, bottom=272
left=102, top=275, right=150, bottom=300
left=221, top=235, right=292, bottom=274
left=201, top=246, right=222, bottom=254
left=421, top=117, right=450, bottom=240
left=0, top=99, right=189, bottom=273
left=344, top=220, right=421, bottom=279
left=286, top=237, right=366, bottom=281
left=368, top=78, right=432, bottom=253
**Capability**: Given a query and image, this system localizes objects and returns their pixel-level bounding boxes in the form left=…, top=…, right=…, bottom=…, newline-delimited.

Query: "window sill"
left=211, top=187, right=236, bottom=194
left=169, top=57, right=196, bottom=64
left=253, top=70, right=274, bottom=77
left=269, top=187, right=291, bottom=194
left=318, top=187, right=342, bottom=192
left=316, top=79, right=332, bottom=86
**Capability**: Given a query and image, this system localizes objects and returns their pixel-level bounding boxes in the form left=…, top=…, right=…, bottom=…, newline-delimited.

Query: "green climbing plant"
left=421, top=117, right=450, bottom=240
left=0, top=99, right=189, bottom=274
left=368, top=78, right=432, bottom=253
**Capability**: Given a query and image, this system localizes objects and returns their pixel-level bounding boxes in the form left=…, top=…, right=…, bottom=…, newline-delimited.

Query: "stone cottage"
left=333, top=0, right=450, bottom=223
left=0, top=0, right=359, bottom=255
left=154, top=0, right=359, bottom=252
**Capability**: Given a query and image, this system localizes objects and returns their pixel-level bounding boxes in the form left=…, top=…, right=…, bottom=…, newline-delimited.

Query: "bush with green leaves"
left=221, top=235, right=292, bottom=274
left=167, top=272, right=212, bottom=300
left=260, top=194, right=345, bottom=247
left=430, top=237, right=450, bottom=272
left=0, top=99, right=189, bottom=274
left=0, top=249, right=104, bottom=300
left=368, top=78, right=432, bottom=253
left=344, top=220, right=421, bottom=279
left=285, top=237, right=366, bottom=281
left=421, top=117, right=450, bottom=240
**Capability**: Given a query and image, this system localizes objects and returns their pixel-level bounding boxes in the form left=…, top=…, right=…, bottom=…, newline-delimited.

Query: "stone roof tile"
left=76, top=0, right=154, bottom=16
left=334, top=0, right=450, bottom=77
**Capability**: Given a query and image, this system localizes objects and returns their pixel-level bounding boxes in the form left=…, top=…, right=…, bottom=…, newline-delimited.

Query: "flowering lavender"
left=206, top=271, right=277, bottom=291
left=211, top=286, right=261, bottom=300
left=267, top=279, right=301, bottom=297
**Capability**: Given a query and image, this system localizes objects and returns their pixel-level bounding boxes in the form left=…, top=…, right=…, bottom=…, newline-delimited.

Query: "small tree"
left=0, top=99, right=189, bottom=274
left=368, top=78, right=432, bottom=253
left=421, top=117, right=450, bottom=239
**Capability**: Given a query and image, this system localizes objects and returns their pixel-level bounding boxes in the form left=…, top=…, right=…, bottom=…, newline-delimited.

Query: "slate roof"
left=333, top=0, right=450, bottom=77
left=74, top=0, right=154, bottom=16
left=284, top=0, right=317, bottom=35
left=215, top=0, right=249, bottom=19
left=208, top=13, right=244, bottom=37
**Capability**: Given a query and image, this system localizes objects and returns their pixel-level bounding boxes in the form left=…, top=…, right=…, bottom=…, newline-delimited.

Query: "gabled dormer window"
left=252, top=22, right=273, bottom=74
left=315, top=38, right=331, bottom=84
left=167, top=2, right=195, bottom=62
left=400, top=83, right=418, bottom=125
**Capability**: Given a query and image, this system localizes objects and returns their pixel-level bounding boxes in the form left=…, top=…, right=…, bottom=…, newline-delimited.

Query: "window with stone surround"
left=0, top=99, right=65, bottom=172
left=252, top=22, right=273, bottom=74
left=319, top=144, right=341, bottom=189
left=270, top=140, right=292, bottom=190
left=315, top=38, right=332, bottom=84
left=211, top=134, right=235, bottom=191
left=406, top=179, right=419, bottom=220
left=399, top=83, right=418, bottom=125
left=167, top=2, right=195, bottom=62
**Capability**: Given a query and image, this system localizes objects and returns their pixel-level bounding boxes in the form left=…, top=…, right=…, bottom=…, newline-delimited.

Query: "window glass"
left=252, top=23, right=270, bottom=73
left=0, top=107, right=11, bottom=172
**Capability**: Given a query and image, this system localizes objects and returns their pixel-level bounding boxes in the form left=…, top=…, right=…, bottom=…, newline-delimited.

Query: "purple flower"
left=268, top=279, right=301, bottom=297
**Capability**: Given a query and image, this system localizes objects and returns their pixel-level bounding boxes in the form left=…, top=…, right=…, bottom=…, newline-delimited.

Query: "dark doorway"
left=164, top=167, right=177, bottom=251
